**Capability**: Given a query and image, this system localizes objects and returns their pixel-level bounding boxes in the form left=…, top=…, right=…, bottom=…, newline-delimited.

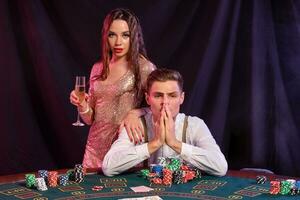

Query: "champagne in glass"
left=72, top=76, right=86, bottom=126
left=75, top=85, right=85, bottom=102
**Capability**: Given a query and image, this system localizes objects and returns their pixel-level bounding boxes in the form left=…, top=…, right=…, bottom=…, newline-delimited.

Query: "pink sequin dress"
left=79, top=59, right=155, bottom=168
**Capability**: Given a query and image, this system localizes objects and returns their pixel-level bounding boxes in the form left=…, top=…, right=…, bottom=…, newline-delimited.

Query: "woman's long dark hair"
left=98, top=8, right=148, bottom=102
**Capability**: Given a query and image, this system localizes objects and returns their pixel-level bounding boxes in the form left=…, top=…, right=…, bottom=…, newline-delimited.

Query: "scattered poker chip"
left=92, top=185, right=103, bottom=191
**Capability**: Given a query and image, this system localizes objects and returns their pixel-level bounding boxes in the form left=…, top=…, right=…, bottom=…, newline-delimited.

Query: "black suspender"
left=182, top=115, right=188, bottom=143
left=141, top=117, right=148, bottom=167
left=141, top=116, right=148, bottom=142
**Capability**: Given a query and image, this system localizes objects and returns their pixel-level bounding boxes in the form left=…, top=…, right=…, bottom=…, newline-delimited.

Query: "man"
left=102, top=68, right=228, bottom=176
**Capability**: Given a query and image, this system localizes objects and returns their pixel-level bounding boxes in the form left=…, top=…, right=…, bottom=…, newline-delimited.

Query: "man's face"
left=146, top=80, right=184, bottom=121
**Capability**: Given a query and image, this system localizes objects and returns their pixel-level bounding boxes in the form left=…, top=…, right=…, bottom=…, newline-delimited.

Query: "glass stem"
left=77, top=111, right=81, bottom=122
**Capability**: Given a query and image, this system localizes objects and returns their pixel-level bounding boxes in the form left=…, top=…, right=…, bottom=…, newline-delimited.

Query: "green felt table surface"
left=0, top=172, right=298, bottom=200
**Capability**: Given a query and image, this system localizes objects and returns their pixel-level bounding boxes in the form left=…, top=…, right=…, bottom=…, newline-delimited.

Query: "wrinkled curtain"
left=0, top=0, right=299, bottom=176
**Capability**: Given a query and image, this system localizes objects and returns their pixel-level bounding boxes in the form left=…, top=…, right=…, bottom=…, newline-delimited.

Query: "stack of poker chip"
left=290, top=187, right=298, bottom=195
left=256, top=175, right=267, bottom=184
left=59, top=174, right=69, bottom=186
left=140, top=157, right=201, bottom=186
left=74, top=164, right=84, bottom=183
left=269, top=179, right=300, bottom=196
left=24, top=165, right=86, bottom=191
left=173, top=170, right=184, bottom=184
left=151, top=177, right=163, bottom=184
left=162, top=168, right=173, bottom=186
left=286, top=179, right=300, bottom=195
left=270, top=180, right=280, bottom=195
left=66, top=169, right=75, bottom=181
left=280, top=180, right=292, bottom=195
left=151, top=164, right=163, bottom=177
left=37, top=170, right=48, bottom=186
left=38, top=170, right=48, bottom=180
left=25, top=174, right=36, bottom=188
left=140, top=169, right=150, bottom=178
left=182, top=167, right=196, bottom=183
left=295, top=181, right=300, bottom=194
left=35, top=177, right=48, bottom=191
left=157, top=157, right=167, bottom=167
left=148, top=164, right=164, bottom=184
left=166, top=158, right=181, bottom=172
left=48, top=171, right=58, bottom=187
left=187, top=165, right=201, bottom=178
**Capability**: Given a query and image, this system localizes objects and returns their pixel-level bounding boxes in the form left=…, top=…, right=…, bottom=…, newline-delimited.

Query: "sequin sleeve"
left=139, top=59, right=156, bottom=91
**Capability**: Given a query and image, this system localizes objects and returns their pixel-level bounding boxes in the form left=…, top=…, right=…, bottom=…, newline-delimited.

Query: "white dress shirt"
left=102, top=112, right=228, bottom=177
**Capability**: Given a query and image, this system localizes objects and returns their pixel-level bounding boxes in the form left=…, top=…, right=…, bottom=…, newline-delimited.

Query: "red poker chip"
left=92, top=185, right=103, bottom=191
left=148, top=173, right=156, bottom=177
left=152, top=178, right=162, bottom=184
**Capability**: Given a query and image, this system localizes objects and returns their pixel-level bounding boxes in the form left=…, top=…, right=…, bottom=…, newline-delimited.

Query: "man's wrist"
left=168, top=140, right=182, bottom=154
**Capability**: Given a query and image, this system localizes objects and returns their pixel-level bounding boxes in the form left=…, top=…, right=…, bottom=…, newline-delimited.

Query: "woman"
left=70, top=8, right=155, bottom=168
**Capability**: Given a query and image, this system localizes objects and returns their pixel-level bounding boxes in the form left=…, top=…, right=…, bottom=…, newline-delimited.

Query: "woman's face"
left=108, top=19, right=130, bottom=60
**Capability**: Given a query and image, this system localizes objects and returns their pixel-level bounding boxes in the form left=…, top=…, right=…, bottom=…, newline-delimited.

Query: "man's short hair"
left=146, top=68, right=183, bottom=92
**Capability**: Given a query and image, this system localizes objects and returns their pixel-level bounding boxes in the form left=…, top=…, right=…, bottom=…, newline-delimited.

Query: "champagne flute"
left=72, top=76, right=86, bottom=126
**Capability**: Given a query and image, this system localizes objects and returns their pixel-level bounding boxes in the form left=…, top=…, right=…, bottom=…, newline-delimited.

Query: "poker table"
left=0, top=169, right=298, bottom=200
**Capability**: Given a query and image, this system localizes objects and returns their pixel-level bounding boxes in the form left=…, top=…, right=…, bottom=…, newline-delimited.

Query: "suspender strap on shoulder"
left=182, top=115, right=188, bottom=143
left=141, top=116, right=148, bottom=142
left=140, top=116, right=148, bottom=167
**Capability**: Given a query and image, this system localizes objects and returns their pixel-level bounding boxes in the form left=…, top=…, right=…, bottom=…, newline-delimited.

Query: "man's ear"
left=180, top=92, right=185, bottom=105
left=145, top=92, right=150, bottom=105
